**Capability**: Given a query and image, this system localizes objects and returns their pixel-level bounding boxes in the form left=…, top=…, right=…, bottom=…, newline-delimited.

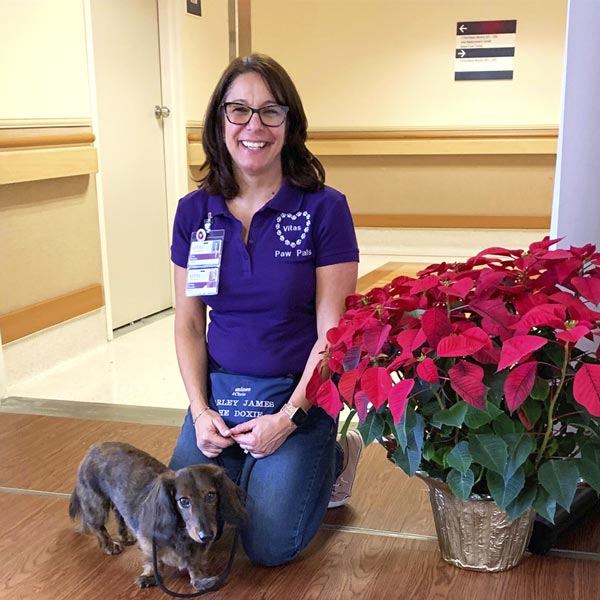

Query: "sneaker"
left=328, top=430, right=364, bottom=508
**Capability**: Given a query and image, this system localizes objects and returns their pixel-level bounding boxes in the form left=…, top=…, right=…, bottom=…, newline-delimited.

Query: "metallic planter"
left=417, top=473, right=535, bottom=572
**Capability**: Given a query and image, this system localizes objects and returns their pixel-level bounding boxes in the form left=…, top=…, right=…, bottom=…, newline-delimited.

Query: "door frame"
left=83, top=0, right=188, bottom=340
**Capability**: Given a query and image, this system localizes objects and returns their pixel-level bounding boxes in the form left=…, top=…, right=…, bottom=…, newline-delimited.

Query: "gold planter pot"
left=417, top=473, right=535, bottom=572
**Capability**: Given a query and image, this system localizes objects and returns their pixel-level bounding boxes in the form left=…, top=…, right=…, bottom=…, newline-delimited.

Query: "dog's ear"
left=213, top=468, right=247, bottom=526
left=139, top=471, right=179, bottom=542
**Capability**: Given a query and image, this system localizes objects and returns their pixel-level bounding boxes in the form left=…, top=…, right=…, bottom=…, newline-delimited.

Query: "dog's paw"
left=102, top=541, right=123, bottom=555
left=135, top=574, right=157, bottom=588
left=191, top=575, right=219, bottom=592
left=119, top=531, right=137, bottom=545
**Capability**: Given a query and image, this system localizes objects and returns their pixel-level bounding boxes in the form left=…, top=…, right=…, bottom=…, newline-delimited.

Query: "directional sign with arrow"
left=455, top=20, right=517, bottom=81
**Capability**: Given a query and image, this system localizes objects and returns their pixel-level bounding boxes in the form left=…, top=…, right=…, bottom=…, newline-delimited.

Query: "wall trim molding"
left=307, top=126, right=558, bottom=138
left=0, top=285, right=105, bottom=344
left=0, top=119, right=93, bottom=129
left=187, top=126, right=558, bottom=159
left=0, top=132, right=96, bottom=149
left=0, top=123, right=98, bottom=184
left=0, top=146, right=98, bottom=184
left=306, top=127, right=558, bottom=156
left=354, top=214, right=551, bottom=230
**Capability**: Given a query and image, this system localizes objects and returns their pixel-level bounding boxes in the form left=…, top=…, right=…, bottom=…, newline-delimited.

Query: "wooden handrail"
left=187, top=126, right=558, bottom=142
left=0, top=132, right=96, bottom=149
left=187, top=127, right=557, bottom=156
left=307, top=127, right=558, bottom=140
left=354, top=214, right=550, bottom=230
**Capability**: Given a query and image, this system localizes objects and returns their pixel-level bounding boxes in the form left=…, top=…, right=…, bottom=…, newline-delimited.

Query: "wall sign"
left=455, top=20, right=517, bottom=81
left=186, top=0, right=201, bottom=17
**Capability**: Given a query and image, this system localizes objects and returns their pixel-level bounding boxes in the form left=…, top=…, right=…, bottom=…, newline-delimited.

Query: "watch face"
left=291, top=407, right=308, bottom=426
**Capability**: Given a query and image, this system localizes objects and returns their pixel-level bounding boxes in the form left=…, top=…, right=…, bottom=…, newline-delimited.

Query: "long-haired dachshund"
left=69, top=441, right=246, bottom=592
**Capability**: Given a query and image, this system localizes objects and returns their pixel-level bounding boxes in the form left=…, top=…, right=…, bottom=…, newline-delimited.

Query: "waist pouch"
left=209, top=370, right=296, bottom=428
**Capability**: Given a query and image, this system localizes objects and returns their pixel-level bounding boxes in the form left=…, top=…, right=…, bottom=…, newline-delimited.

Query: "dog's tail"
left=68, top=489, right=82, bottom=521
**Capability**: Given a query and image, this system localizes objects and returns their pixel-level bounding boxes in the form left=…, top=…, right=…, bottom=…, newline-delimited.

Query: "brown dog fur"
left=69, top=441, right=246, bottom=592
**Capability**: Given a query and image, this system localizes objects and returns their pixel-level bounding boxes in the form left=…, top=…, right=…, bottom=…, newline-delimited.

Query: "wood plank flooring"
left=1, top=409, right=600, bottom=599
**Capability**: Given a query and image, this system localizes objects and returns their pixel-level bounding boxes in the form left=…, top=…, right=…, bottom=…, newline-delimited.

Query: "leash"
left=152, top=456, right=256, bottom=598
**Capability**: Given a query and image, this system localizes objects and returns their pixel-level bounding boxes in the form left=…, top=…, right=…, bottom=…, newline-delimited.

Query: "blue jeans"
left=169, top=406, right=342, bottom=566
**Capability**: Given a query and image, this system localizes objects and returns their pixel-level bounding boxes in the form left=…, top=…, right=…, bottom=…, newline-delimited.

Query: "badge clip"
left=204, top=212, right=213, bottom=234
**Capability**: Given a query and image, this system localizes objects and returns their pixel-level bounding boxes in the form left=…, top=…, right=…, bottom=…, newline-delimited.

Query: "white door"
left=90, top=0, right=172, bottom=329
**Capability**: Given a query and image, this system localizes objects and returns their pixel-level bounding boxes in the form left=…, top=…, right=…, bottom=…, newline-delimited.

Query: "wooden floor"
left=1, top=410, right=600, bottom=600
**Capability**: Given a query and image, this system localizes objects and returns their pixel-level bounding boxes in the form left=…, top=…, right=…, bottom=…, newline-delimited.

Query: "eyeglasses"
left=222, top=102, right=289, bottom=127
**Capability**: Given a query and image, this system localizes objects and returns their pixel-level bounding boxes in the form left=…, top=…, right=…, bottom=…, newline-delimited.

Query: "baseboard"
left=0, top=285, right=104, bottom=344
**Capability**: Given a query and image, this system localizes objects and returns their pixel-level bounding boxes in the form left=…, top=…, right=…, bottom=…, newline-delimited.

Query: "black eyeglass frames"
left=222, top=102, right=289, bottom=127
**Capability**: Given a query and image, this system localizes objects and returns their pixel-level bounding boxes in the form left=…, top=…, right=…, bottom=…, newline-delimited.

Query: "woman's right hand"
left=193, top=409, right=235, bottom=458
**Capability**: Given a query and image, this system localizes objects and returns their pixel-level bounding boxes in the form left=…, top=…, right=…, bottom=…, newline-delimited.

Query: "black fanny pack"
left=208, top=370, right=296, bottom=428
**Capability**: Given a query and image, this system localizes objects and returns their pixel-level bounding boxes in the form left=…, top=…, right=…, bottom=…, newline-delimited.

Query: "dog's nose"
left=199, top=532, right=214, bottom=545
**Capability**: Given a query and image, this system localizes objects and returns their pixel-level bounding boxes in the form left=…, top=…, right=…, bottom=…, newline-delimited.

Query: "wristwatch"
left=281, top=402, right=308, bottom=427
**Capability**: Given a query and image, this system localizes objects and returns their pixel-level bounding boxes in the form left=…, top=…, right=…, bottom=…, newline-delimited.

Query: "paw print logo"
left=275, top=211, right=311, bottom=249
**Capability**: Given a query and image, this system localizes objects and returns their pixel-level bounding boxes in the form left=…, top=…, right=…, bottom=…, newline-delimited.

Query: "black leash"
left=152, top=456, right=256, bottom=598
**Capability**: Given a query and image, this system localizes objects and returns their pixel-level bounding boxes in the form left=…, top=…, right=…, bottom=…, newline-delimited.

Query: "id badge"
left=186, top=228, right=225, bottom=296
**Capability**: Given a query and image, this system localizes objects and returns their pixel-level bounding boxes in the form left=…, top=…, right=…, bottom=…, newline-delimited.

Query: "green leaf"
left=487, top=467, right=526, bottom=510
left=357, top=408, right=386, bottom=446
left=544, top=343, right=565, bottom=368
left=447, top=468, right=475, bottom=500
left=422, top=443, right=436, bottom=462
left=530, top=377, right=550, bottom=401
left=469, top=434, right=508, bottom=474
left=505, top=482, right=537, bottom=521
left=503, top=433, right=536, bottom=480
left=438, top=446, right=453, bottom=469
left=492, top=413, right=517, bottom=435
left=538, top=460, right=580, bottom=511
left=486, top=369, right=508, bottom=404
left=464, top=402, right=503, bottom=429
left=533, top=487, right=557, bottom=523
left=520, top=396, right=543, bottom=428
left=446, top=441, right=472, bottom=474
left=391, top=445, right=419, bottom=476
left=432, top=402, right=468, bottom=428
left=392, top=406, right=418, bottom=451
left=391, top=412, right=424, bottom=476
left=578, top=445, right=600, bottom=494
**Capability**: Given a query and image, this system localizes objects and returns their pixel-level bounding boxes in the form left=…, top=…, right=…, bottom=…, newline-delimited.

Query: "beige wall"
left=183, top=0, right=231, bottom=123
left=1, top=1, right=102, bottom=322
left=0, top=176, right=103, bottom=314
left=1, top=0, right=91, bottom=121
left=322, top=154, right=555, bottom=218
left=249, top=0, right=565, bottom=223
left=252, top=0, right=567, bottom=128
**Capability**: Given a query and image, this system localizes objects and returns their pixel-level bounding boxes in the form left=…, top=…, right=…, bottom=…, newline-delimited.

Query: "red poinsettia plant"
left=308, top=237, right=600, bottom=522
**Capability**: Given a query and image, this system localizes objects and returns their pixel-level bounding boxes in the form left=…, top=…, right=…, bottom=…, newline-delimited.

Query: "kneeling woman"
left=169, top=53, right=362, bottom=566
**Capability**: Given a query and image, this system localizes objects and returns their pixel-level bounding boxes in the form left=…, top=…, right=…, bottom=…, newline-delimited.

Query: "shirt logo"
left=275, top=211, right=311, bottom=249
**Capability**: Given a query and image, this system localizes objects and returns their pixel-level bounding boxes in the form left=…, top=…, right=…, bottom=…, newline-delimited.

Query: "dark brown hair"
left=199, top=54, right=325, bottom=199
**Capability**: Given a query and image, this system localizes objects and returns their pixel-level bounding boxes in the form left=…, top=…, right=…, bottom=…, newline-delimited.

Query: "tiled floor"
left=6, top=309, right=188, bottom=410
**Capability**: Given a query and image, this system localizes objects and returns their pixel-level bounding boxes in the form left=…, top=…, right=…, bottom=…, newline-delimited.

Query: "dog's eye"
left=177, top=497, right=191, bottom=509
left=205, top=491, right=217, bottom=503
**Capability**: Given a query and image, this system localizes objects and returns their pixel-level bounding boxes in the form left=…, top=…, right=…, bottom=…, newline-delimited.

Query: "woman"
left=169, top=54, right=362, bottom=566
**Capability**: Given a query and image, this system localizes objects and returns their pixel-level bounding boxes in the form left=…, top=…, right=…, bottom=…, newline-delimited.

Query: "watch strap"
left=281, top=402, right=308, bottom=427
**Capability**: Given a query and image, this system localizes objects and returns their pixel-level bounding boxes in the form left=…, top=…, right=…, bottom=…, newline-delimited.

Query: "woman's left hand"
left=229, top=413, right=295, bottom=458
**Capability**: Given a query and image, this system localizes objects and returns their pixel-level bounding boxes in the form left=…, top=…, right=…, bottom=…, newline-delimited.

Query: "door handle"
left=154, top=105, right=171, bottom=119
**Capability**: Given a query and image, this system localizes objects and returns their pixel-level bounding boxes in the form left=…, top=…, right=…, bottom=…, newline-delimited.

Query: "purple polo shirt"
left=171, top=179, right=359, bottom=377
